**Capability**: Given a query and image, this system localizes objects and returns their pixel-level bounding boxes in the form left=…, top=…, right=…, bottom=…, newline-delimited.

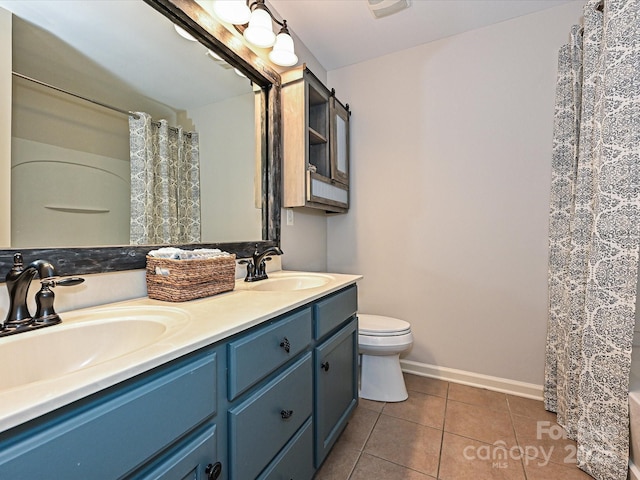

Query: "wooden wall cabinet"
left=282, top=66, right=351, bottom=213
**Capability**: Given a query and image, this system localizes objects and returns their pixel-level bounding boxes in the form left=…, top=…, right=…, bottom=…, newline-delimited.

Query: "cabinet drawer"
left=314, top=285, right=357, bottom=340
left=0, top=350, right=217, bottom=480
left=228, top=353, right=313, bottom=480
left=228, top=307, right=312, bottom=400
left=257, top=417, right=314, bottom=480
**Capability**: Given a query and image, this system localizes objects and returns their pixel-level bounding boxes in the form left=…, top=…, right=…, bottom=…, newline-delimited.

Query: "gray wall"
left=325, top=1, right=585, bottom=386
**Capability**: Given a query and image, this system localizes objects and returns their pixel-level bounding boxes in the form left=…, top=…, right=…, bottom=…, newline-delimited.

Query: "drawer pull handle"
left=280, top=337, right=291, bottom=353
left=281, top=409, right=294, bottom=419
left=321, top=361, right=330, bottom=372
left=205, top=462, right=222, bottom=480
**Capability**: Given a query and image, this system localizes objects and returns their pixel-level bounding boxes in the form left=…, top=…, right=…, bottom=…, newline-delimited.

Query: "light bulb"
left=212, top=0, right=251, bottom=25
left=269, top=30, right=297, bottom=66
left=243, top=7, right=275, bottom=48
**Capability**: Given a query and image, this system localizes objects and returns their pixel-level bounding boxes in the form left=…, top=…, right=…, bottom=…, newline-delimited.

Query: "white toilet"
left=358, top=314, right=414, bottom=402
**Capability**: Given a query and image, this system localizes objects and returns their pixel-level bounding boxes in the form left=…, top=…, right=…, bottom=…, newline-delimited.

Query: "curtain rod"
left=12, top=72, right=193, bottom=135
left=12, top=71, right=141, bottom=120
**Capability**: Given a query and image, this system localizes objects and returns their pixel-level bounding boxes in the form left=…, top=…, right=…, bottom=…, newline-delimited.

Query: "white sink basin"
left=247, top=273, right=334, bottom=291
left=0, top=306, right=190, bottom=390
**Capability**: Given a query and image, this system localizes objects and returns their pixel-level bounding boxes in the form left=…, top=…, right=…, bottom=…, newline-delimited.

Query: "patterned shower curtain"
left=544, top=1, right=640, bottom=479
left=129, top=112, right=201, bottom=245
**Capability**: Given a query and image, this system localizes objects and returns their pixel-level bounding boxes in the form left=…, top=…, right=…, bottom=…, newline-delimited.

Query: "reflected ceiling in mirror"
left=4, top=0, right=262, bottom=248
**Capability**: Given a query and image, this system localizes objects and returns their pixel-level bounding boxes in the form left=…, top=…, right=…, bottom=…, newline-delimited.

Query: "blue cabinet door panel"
left=314, top=319, right=358, bottom=467
left=129, top=423, right=218, bottom=480
left=0, top=350, right=217, bottom=480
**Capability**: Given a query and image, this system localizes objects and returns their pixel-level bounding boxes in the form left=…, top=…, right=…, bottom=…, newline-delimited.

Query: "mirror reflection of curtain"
left=129, top=112, right=201, bottom=245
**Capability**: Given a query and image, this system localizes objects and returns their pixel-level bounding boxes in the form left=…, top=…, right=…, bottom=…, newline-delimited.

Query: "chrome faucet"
left=2, top=253, right=84, bottom=336
left=240, top=244, right=283, bottom=282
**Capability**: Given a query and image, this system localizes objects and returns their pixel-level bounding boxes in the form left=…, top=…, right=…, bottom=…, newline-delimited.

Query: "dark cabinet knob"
left=280, top=409, right=294, bottom=419
left=321, top=361, right=330, bottom=372
left=205, top=462, right=222, bottom=480
left=280, top=337, right=291, bottom=353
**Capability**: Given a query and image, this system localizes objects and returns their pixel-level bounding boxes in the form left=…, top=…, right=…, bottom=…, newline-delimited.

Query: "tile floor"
left=315, top=373, right=595, bottom=480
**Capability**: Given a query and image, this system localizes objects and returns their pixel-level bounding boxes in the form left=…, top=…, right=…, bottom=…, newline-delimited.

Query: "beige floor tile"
left=358, top=397, right=385, bottom=413
left=524, top=457, right=595, bottom=479
left=511, top=413, right=577, bottom=466
left=382, top=390, right=446, bottom=429
left=314, top=444, right=361, bottom=480
left=363, top=414, right=442, bottom=477
left=444, top=400, right=517, bottom=446
left=335, top=405, right=380, bottom=451
left=507, top=395, right=557, bottom=422
left=448, top=383, right=509, bottom=411
left=350, top=453, right=436, bottom=480
left=404, top=373, right=449, bottom=398
left=438, top=432, right=526, bottom=480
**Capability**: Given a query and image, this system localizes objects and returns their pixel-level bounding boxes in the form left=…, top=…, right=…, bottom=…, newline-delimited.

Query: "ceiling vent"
left=367, top=0, right=411, bottom=19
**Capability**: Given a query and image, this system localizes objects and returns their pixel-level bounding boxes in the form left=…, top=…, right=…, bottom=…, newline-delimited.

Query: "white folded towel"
left=148, top=247, right=232, bottom=260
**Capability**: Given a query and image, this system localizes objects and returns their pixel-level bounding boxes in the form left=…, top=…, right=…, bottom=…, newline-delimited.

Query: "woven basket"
left=146, top=254, right=236, bottom=302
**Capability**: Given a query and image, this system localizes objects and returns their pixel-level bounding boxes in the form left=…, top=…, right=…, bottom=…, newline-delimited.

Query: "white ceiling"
left=268, top=0, right=575, bottom=71
left=0, top=0, right=575, bottom=109
left=1, top=0, right=252, bottom=110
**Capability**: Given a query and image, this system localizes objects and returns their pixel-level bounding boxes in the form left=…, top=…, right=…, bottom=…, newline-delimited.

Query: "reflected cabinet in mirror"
left=0, top=0, right=282, bottom=275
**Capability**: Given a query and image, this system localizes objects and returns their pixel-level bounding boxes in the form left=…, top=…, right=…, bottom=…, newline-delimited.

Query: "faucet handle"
left=239, top=259, right=256, bottom=282
left=55, top=277, right=85, bottom=287
left=34, top=281, right=60, bottom=325
left=33, top=277, right=84, bottom=325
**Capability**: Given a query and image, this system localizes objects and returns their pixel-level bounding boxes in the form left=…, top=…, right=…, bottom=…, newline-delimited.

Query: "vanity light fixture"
left=212, top=0, right=298, bottom=67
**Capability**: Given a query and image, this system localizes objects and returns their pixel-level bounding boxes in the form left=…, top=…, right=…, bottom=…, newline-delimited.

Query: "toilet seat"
left=358, top=314, right=411, bottom=337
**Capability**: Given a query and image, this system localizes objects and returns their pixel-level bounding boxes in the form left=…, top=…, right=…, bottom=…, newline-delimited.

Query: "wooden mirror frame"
left=0, top=0, right=282, bottom=277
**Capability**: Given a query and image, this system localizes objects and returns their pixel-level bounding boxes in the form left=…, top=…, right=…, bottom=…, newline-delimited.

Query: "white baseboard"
left=400, top=359, right=544, bottom=400
left=630, top=460, right=640, bottom=480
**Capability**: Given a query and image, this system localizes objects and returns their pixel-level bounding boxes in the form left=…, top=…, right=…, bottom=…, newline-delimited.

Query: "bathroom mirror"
left=0, top=0, right=282, bottom=276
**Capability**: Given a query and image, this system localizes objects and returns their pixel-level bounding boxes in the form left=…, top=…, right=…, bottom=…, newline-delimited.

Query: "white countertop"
left=0, top=271, right=361, bottom=432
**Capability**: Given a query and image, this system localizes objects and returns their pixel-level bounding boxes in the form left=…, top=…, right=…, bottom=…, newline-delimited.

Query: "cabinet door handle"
left=280, top=337, right=291, bottom=354
left=321, top=361, right=330, bottom=372
left=280, top=409, right=294, bottom=419
left=205, top=462, right=222, bottom=480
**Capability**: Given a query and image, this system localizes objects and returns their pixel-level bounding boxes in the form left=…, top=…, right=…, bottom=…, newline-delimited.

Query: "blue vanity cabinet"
left=0, top=283, right=359, bottom=480
left=313, top=286, right=359, bottom=467
left=0, top=347, right=221, bottom=480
